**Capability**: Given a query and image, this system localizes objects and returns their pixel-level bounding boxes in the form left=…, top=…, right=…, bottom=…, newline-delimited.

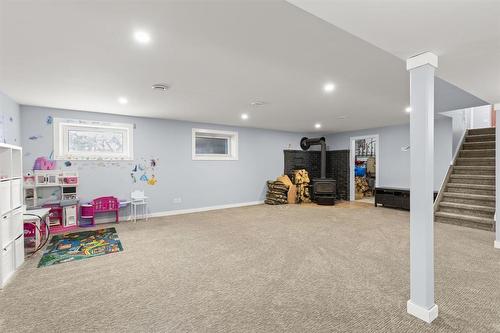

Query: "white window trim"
left=53, top=118, right=134, bottom=160
left=192, top=128, right=238, bottom=161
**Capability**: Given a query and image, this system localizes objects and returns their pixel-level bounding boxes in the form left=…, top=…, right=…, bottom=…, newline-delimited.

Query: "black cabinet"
left=375, top=187, right=437, bottom=211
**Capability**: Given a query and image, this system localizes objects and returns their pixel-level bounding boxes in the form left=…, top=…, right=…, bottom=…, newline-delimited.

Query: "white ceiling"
left=288, top=0, right=500, bottom=104
left=0, top=1, right=490, bottom=133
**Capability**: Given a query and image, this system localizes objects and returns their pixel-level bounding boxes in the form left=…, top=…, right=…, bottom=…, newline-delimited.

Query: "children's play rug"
left=38, top=227, right=123, bottom=267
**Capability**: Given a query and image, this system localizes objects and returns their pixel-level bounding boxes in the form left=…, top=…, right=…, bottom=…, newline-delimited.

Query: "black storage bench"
left=375, top=187, right=437, bottom=211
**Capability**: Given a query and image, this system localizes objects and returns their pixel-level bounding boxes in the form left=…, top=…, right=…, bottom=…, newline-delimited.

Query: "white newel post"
left=406, top=52, right=439, bottom=323
left=495, top=103, right=500, bottom=249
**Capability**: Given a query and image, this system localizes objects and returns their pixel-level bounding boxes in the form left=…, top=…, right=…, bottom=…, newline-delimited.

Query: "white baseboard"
left=149, top=201, right=264, bottom=218
left=89, top=201, right=264, bottom=224
left=407, top=300, right=438, bottom=323
left=495, top=240, right=500, bottom=249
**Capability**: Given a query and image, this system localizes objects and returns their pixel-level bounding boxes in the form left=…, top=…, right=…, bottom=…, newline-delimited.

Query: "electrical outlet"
left=173, top=197, right=182, bottom=204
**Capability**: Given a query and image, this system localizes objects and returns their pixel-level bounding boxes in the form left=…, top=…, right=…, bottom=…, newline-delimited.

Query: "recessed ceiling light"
left=152, top=83, right=170, bottom=91
left=117, top=97, right=128, bottom=105
left=314, top=123, right=322, bottom=129
left=241, top=113, right=249, bottom=120
left=405, top=106, right=412, bottom=113
left=323, top=82, right=335, bottom=93
left=133, top=30, right=151, bottom=44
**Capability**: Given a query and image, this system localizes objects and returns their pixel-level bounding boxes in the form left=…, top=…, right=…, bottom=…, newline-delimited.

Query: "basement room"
left=0, top=1, right=499, bottom=332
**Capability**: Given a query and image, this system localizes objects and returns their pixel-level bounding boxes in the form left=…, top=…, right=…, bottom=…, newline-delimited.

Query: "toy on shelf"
left=23, top=169, right=80, bottom=234
left=80, top=196, right=119, bottom=226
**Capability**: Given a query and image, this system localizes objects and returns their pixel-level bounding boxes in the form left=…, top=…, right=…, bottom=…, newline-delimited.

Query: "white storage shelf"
left=0, top=143, right=24, bottom=288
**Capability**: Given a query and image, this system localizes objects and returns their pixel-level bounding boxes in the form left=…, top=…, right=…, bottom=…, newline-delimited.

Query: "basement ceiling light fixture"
left=241, top=113, right=249, bottom=120
left=314, top=123, right=322, bottom=129
left=133, top=30, right=151, bottom=44
left=152, top=83, right=170, bottom=92
left=117, top=97, right=128, bottom=105
left=323, top=82, right=335, bottom=93
left=405, top=106, right=412, bottom=113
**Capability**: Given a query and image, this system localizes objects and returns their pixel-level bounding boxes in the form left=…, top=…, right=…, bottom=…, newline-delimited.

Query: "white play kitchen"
left=0, top=143, right=24, bottom=288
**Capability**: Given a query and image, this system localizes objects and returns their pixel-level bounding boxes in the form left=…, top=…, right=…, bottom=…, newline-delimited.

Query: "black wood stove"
left=300, top=137, right=337, bottom=205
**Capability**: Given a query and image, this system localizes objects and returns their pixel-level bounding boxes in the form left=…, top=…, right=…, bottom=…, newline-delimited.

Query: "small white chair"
left=131, top=190, right=149, bottom=222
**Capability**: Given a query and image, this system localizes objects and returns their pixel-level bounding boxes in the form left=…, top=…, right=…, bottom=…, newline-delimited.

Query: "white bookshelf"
left=0, top=143, right=24, bottom=288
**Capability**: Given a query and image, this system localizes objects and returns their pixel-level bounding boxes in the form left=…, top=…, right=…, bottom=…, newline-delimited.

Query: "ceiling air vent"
left=152, top=83, right=170, bottom=91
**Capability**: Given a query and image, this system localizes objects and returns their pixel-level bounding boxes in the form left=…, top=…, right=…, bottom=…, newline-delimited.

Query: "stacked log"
left=265, top=180, right=289, bottom=205
left=292, top=169, right=311, bottom=203
left=355, top=176, right=369, bottom=199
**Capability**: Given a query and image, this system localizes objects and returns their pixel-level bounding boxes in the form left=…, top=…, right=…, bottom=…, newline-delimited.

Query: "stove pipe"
left=300, top=137, right=326, bottom=178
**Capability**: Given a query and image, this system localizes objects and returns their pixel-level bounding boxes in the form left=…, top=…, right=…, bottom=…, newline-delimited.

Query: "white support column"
left=495, top=103, right=500, bottom=249
left=406, top=52, right=439, bottom=323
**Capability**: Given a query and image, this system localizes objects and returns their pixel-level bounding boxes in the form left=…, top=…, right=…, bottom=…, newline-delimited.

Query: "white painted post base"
left=407, top=300, right=438, bottom=323
left=495, top=240, right=500, bottom=249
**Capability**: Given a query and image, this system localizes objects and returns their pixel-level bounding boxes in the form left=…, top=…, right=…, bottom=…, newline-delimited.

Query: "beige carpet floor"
left=0, top=202, right=499, bottom=332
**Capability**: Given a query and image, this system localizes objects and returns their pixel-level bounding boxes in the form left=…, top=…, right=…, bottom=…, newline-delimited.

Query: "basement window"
left=53, top=118, right=134, bottom=160
left=192, top=128, right=238, bottom=160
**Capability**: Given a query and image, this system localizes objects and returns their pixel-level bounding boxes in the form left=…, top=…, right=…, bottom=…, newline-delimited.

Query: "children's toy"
left=80, top=196, right=120, bottom=226
left=131, top=190, right=149, bottom=222
left=23, top=170, right=80, bottom=234
left=33, top=156, right=57, bottom=170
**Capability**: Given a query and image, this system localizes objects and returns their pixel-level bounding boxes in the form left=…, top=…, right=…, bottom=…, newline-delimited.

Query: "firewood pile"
left=265, top=170, right=312, bottom=205
left=355, top=176, right=369, bottom=198
left=265, top=180, right=289, bottom=205
left=292, top=169, right=311, bottom=203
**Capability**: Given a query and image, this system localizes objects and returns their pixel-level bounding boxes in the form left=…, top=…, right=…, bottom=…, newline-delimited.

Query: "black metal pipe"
left=300, top=137, right=326, bottom=178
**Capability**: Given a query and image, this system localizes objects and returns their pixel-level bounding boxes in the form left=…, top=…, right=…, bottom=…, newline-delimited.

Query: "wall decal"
left=29, top=135, right=43, bottom=140
left=130, top=157, right=159, bottom=185
left=147, top=175, right=157, bottom=186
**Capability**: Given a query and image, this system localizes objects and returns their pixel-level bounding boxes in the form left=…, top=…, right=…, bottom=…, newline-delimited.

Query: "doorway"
left=350, top=135, right=379, bottom=203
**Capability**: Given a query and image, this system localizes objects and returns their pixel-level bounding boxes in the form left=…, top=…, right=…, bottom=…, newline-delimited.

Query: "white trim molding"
left=406, top=52, right=438, bottom=70
left=407, top=300, right=438, bottom=323
left=149, top=201, right=263, bottom=218
left=92, top=201, right=264, bottom=223
left=495, top=241, right=500, bottom=249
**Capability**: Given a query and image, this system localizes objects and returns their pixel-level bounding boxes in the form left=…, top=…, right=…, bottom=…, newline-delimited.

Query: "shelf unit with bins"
left=23, top=170, right=79, bottom=234
left=0, top=143, right=24, bottom=288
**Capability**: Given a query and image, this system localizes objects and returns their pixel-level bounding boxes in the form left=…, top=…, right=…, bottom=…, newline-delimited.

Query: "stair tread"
left=460, top=148, right=496, bottom=151
left=450, top=174, right=495, bottom=178
left=443, top=192, right=495, bottom=200
left=466, top=133, right=495, bottom=137
left=439, top=202, right=495, bottom=212
left=447, top=183, right=494, bottom=189
left=456, top=157, right=495, bottom=160
left=453, top=165, right=495, bottom=170
left=435, top=211, right=494, bottom=224
left=463, top=141, right=495, bottom=144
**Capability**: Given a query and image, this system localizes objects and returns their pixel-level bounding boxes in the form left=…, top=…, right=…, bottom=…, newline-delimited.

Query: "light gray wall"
left=20, top=105, right=303, bottom=213
left=326, top=117, right=453, bottom=191
left=441, top=108, right=471, bottom=156
left=0, top=90, right=21, bottom=145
